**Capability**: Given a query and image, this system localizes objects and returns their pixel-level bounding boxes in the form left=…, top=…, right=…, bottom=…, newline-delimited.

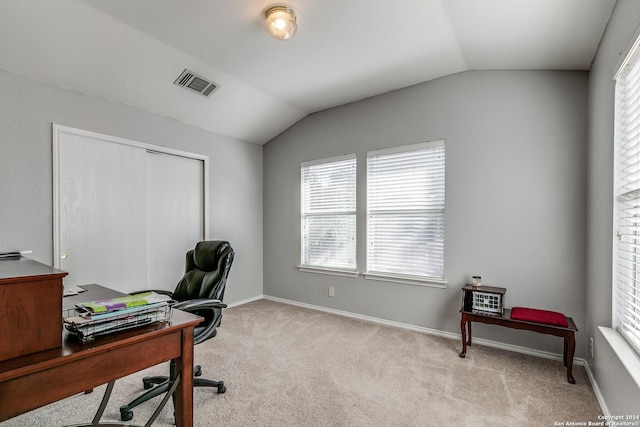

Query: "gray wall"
left=264, top=70, right=588, bottom=357
left=0, top=70, right=263, bottom=304
left=587, top=0, right=640, bottom=415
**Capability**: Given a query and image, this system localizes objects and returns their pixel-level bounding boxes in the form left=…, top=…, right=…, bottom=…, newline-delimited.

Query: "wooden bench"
left=459, top=308, right=578, bottom=384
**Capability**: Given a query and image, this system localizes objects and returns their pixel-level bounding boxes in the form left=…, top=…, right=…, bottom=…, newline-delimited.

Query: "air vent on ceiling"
left=173, top=69, right=219, bottom=98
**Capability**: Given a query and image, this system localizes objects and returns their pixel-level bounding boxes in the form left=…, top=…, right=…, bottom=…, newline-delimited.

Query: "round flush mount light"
left=265, top=6, right=297, bottom=40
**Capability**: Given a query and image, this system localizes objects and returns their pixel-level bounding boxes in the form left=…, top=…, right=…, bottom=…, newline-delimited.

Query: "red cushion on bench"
left=510, top=307, right=569, bottom=327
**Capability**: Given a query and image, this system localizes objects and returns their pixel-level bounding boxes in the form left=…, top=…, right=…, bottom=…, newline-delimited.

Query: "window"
left=366, top=140, right=445, bottom=284
left=300, top=154, right=357, bottom=273
left=613, top=33, right=640, bottom=356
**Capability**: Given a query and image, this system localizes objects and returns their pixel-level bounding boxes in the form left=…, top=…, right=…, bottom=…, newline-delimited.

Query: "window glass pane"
left=301, top=154, right=356, bottom=270
left=302, top=215, right=356, bottom=268
left=367, top=141, right=445, bottom=281
left=367, top=212, right=444, bottom=278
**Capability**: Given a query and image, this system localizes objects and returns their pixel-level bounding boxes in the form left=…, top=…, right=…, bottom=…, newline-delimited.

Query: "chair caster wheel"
left=217, top=384, right=226, bottom=394
left=119, top=406, right=133, bottom=421
left=194, top=365, right=202, bottom=377
left=143, top=379, right=154, bottom=390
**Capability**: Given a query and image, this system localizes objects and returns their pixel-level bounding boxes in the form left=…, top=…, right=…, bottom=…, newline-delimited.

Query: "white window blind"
left=614, top=34, right=640, bottom=356
left=301, top=154, right=357, bottom=271
left=366, top=140, right=445, bottom=282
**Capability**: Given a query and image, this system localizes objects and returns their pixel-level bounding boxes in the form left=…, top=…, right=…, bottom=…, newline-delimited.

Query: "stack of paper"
left=63, top=284, right=87, bottom=297
left=64, top=292, right=173, bottom=342
left=0, top=250, right=32, bottom=259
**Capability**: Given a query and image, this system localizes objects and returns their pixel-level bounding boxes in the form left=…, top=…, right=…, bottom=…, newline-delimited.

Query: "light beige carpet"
left=1, top=299, right=601, bottom=426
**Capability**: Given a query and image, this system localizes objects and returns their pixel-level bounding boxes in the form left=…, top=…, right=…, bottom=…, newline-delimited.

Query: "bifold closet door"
left=146, top=151, right=204, bottom=290
left=57, top=133, right=148, bottom=291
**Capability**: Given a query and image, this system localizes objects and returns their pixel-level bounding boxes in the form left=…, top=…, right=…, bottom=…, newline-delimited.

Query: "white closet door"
left=146, top=151, right=204, bottom=291
left=58, top=133, right=147, bottom=292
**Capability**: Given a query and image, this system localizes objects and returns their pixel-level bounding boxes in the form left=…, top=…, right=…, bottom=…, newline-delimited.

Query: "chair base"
left=68, top=375, right=180, bottom=427
left=119, top=365, right=225, bottom=422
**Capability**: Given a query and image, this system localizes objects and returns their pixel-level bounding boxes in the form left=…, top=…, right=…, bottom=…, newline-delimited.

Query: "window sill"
left=297, top=266, right=359, bottom=278
left=363, top=272, right=447, bottom=289
left=598, top=326, right=640, bottom=390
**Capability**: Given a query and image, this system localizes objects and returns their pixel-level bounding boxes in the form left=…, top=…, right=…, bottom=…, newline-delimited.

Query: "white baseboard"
left=226, top=294, right=264, bottom=308
left=583, top=359, right=609, bottom=416
left=264, top=294, right=460, bottom=339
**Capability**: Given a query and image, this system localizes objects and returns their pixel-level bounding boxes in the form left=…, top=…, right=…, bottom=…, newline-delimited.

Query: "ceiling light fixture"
left=265, top=6, right=297, bottom=41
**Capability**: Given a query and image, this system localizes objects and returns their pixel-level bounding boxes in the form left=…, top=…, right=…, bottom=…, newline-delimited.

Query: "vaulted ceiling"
left=0, top=0, right=616, bottom=144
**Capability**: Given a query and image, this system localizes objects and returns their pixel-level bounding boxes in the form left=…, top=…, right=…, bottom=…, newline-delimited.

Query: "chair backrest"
left=172, top=240, right=235, bottom=302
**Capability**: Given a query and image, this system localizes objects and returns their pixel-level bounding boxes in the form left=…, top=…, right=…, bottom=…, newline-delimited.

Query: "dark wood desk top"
left=0, top=257, right=67, bottom=284
left=62, top=283, right=127, bottom=311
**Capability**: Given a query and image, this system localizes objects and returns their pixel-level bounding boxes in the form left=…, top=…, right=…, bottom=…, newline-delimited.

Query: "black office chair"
left=119, top=240, right=235, bottom=422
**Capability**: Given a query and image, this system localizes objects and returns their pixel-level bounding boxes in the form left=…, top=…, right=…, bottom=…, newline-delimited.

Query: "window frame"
left=364, top=140, right=446, bottom=288
left=613, top=31, right=640, bottom=357
left=298, top=153, right=358, bottom=276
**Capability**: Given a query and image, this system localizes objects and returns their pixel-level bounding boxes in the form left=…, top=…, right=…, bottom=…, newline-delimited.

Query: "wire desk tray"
left=64, top=302, right=173, bottom=343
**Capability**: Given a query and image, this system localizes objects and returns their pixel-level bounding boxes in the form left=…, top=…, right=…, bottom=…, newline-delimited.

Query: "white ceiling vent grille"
left=173, top=69, right=219, bottom=98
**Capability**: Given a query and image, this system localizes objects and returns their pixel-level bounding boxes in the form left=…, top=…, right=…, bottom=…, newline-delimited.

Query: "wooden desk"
left=459, top=308, right=578, bottom=384
left=0, top=285, right=202, bottom=426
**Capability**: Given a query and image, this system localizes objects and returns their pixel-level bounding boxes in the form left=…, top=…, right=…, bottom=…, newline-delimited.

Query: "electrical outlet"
left=590, top=337, right=594, bottom=358
left=328, top=286, right=335, bottom=297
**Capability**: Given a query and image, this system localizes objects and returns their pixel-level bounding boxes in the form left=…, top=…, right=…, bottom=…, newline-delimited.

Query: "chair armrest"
left=172, top=298, right=227, bottom=345
left=173, top=298, right=227, bottom=312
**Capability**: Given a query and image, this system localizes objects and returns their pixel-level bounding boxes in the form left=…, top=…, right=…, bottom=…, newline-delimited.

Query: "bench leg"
left=459, top=315, right=468, bottom=358
left=565, top=332, right=576, bottom=384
